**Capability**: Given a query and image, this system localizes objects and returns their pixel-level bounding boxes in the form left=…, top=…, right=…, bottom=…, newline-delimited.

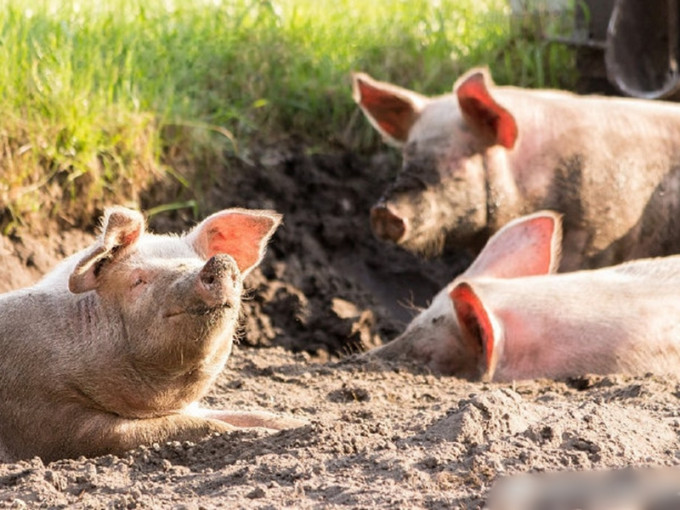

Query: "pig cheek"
left=429, top=331, right=478, bottom=378
left=418, top=314, right=480, bottom=378
left=437, top=157, right=488, bottom=245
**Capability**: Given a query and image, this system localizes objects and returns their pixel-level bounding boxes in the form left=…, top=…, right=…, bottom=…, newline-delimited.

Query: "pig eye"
left=132, top=276, right=146, bottom=288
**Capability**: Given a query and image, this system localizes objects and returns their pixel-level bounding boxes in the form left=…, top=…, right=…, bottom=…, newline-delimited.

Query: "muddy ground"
left=1, top=148, right=680, bottom=509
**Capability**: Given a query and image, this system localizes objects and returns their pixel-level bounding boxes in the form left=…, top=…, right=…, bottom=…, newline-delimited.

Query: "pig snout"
left=370, top=202, right=406, bottom=243
left=196, top=255, right=240, bottom=309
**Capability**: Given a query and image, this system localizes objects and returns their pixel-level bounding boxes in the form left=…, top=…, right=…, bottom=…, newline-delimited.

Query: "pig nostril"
left=370, top=204, right=406, bottom=242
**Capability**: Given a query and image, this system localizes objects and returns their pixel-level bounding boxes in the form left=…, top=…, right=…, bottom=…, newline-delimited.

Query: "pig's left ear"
left=463, top=211, right=562, bottom=279
left=69, top=207, right=145, bottom=293
left=186, top=208, right=282, bottom=276
left=352, top=72, right=428, bottom=147
left=450, top=281, right=500, bottom=381
left=455, top=68, right=518, bottom=149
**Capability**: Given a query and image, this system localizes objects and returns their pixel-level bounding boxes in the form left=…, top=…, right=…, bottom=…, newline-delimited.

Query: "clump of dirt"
left=2, top=148, right=680, bottom=509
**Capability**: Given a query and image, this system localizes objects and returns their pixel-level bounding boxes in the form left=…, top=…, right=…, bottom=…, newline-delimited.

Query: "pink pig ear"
left=186, top=208, right=282, bottom=276
left=450, top=282, right=499, bottom=381
left=69, top=207, right=145, bottom=294
left=455, top=69, right=518, bottom=149
left=464, top=211, right=562, bottom=279
left=352, top=72, right=427, bottom=147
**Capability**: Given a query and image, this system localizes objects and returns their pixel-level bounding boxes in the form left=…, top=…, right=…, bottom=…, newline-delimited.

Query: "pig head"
left=367, top=210, right=562, bottom=380
left=367, top=211, right=680, bottom=381
left=0, top=206, right=304, bottom=462
left=353, top=68, right=680, bottom=270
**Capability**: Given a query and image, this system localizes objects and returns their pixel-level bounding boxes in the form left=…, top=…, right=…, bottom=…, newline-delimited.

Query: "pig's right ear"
left=185, top=208, right=282, bottom=276
left=450, top=282, right=500, bottom=381
left=352, top=72, right=427, bottom=147
left=68, top=207, right=145, bottom=293
left=463, top=211, right=562, bottom=279
left=455, top=68, right=518, bottom=149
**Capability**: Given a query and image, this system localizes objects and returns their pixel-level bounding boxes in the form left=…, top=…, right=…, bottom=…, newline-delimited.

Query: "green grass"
left=0, top=0, right=578, bottom=232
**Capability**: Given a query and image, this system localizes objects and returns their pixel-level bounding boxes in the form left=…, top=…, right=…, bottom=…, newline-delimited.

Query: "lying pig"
left=367, top=211, right=680, bottom=381
left=0, top=206, right=303, bottom=462
left=353, top=68, right=680, bottom=270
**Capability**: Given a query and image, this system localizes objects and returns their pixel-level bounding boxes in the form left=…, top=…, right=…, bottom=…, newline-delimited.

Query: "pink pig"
left=367, top=211, right=680, bottom=381
left=353, top=68, right=680, bottom=270
left=0, top=206, right=304, bottom=462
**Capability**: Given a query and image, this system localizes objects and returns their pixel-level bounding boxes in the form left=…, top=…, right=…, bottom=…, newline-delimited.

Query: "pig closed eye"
left=132, top=276, right=146, bottom=288
left=391, top=171, right=429, bottom=192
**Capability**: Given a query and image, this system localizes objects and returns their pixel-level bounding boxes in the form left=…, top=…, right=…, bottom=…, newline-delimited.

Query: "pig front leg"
left=56, top=412, right=236, bottom=461
left=55, top=409, right=304, bottom=462
left=188, top=406, right=308, bottom=430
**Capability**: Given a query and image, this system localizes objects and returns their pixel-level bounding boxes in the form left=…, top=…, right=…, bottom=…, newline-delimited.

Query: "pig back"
left=469, top=261, right=680, bottom=380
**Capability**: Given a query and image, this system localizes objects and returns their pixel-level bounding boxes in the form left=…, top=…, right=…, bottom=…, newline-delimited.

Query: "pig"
left=353, top=67, right=680, bottom=270
left=0, top=206, right=304, bottom=462
left=366, top=210, right=680, bottom=381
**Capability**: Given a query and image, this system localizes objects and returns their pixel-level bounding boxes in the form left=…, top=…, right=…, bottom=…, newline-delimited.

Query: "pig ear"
left=352, top=72, right=427, bottom=147
left=464, top=211, right=562, bottom=279
left=455, top=68, right=518, bottom=149
left=450, top=282, right=499, bottom=381
left=186, top=208, right=282, bottom=276
left=69, top=207, right=145, bottom=294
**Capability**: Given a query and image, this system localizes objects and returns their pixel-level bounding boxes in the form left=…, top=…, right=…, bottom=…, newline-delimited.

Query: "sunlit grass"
left=0, top=0, right=577, bottom=231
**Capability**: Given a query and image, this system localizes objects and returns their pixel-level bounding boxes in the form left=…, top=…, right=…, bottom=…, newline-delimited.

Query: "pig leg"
left=58, top=413, right=237, bottom=460
left=29, top=408, right=303, bottom=463
left=188, top=406, right=308, bottom=430
left=44, top=409, right=305, bottom=461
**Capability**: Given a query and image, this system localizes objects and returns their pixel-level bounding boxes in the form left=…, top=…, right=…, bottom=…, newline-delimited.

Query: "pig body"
left=368, top=211, right=680, bottom=381
left=353, top=69, right=680, bottom=270
left=0, top=207, right=302, bottom=462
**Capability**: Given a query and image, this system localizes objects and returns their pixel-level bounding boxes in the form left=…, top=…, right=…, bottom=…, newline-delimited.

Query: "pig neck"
left=482, top=146, right=521, bottom=231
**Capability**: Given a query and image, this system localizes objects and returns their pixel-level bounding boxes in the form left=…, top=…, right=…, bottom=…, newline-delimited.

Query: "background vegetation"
left=0, top=0, right=578, bottom=232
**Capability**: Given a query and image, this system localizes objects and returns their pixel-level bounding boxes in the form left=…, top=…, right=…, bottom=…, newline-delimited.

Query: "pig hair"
left=408, top=230, right=447, bottom=259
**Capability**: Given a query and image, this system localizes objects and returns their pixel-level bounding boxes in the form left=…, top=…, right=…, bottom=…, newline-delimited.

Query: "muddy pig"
left=0, top=206, right=304, bottom=462
left=353, top=68, right=680, bottom=270
left=367, top=211, right=680, bottom=381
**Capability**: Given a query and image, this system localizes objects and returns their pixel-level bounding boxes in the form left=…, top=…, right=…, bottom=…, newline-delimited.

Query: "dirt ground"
left=1, top=147, right=680, bottom=509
